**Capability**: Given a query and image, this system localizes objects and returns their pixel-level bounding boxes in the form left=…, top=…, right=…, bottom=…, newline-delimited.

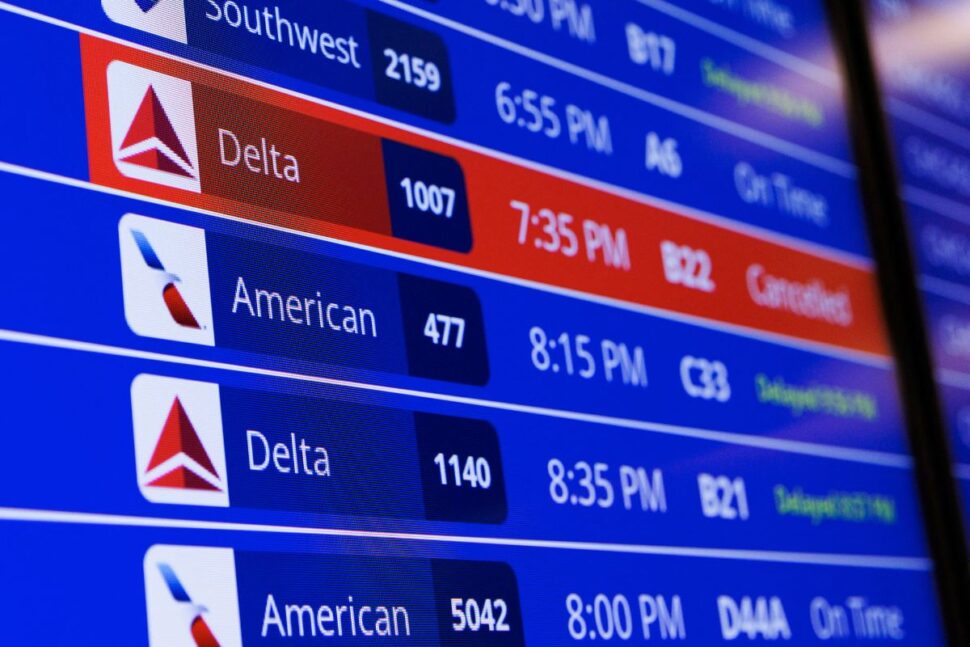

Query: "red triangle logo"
left=147, top=466, right=221, bottom=491
left=146, top=397, right=221, bottom=490
left=119, top=148, right=193, bottom=177
left=118, top=85, right=195, bottom=177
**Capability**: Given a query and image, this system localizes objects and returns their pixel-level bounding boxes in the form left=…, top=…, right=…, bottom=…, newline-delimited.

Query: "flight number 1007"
left=512, top=200, right=631, bottom=271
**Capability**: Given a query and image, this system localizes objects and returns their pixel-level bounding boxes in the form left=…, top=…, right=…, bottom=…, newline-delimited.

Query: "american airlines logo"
left=132, top=375, right=229, bottom=507
left=144, top=545, right=241, bottom=647
left=107, top=61, right=200, bottom=192
left=130, top=227, right=204, bottom=330
left=119, top=214, right=215, bottom=346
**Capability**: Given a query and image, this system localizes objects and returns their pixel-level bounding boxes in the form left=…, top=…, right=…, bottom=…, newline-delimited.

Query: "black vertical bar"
left=826, top=0, right=970, bottom=642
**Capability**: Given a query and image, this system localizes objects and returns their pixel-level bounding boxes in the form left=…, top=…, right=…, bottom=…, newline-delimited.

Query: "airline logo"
left=119, top=213, right=215, bottom=345
left=102, top=0, right=188, bottom=44
left=144, top=545, right=241, bottom=647
left=107, top=60, right=200, bottom=192
left=132, top=375, right=229, bottom=507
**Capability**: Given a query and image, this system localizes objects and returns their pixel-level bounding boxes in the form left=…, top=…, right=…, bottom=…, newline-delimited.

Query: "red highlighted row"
left=80, top=35, right=890, bottom=357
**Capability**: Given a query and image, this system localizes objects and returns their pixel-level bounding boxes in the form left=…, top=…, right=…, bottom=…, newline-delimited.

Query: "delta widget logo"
left=103, top=0, right=188, bottom=43
left=119, top=213, right=215, bottom=345
left=132, top=374, right=229, bottom=507
left=144, top=545, right=241, bottom=647
left=107, top=60, right=200, bottom=192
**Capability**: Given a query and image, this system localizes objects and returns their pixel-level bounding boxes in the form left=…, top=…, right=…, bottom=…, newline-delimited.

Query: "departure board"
left=868, top=0, right=970, bottom=555
left=0, top=0, right=950, bottom=644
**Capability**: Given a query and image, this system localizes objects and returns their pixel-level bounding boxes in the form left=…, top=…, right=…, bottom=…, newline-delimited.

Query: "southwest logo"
left=132, top=375, right=229, bottom=507
left=119, top=214, right=215, bottom=346
left=145, top=545, right=242, bottom=647
left=107, top=61, right=200, bottom=192
left=102, top=0, right=188, bottom=43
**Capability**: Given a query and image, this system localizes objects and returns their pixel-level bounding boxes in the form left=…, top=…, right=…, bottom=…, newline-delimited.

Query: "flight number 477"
left=424, top=313, right=466, bottom=349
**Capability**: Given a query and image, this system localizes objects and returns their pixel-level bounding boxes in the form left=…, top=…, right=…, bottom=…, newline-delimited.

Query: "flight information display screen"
left=0, top=0, right=949, bottom=643
left=868, top=0, right=970, bottom=548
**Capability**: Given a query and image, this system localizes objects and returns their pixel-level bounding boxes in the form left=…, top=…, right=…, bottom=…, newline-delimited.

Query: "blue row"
left=937, top=383, right=970, bottom=466
left=908, top=205, right=970, bottom=482
left=890, top=116, right=970, bottom=206
left=0, top=521, right=945, bottom=645
left=921, top=290, right=970, bottom=377
left=650, top=0, right=838, bottom=65
left=388, top=0, right=838, bottom=75
left=0, top=2, right=873, bottom=256
left=0, top=339, right=932, bottom=557
left=908, top=204, right=970, bottom=288
left=869, top=0, right=970, bottom=130
left=907, top=202, right=970, bottom=477
left=372, top=0, right=853, bottom=161
left=0, top=170, right=908, bottom=453
left=909, top=201, right=970, bottom=466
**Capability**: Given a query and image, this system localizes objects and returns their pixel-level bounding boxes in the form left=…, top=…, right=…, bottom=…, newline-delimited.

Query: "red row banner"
left=80, top=35, right=890, bottom=357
